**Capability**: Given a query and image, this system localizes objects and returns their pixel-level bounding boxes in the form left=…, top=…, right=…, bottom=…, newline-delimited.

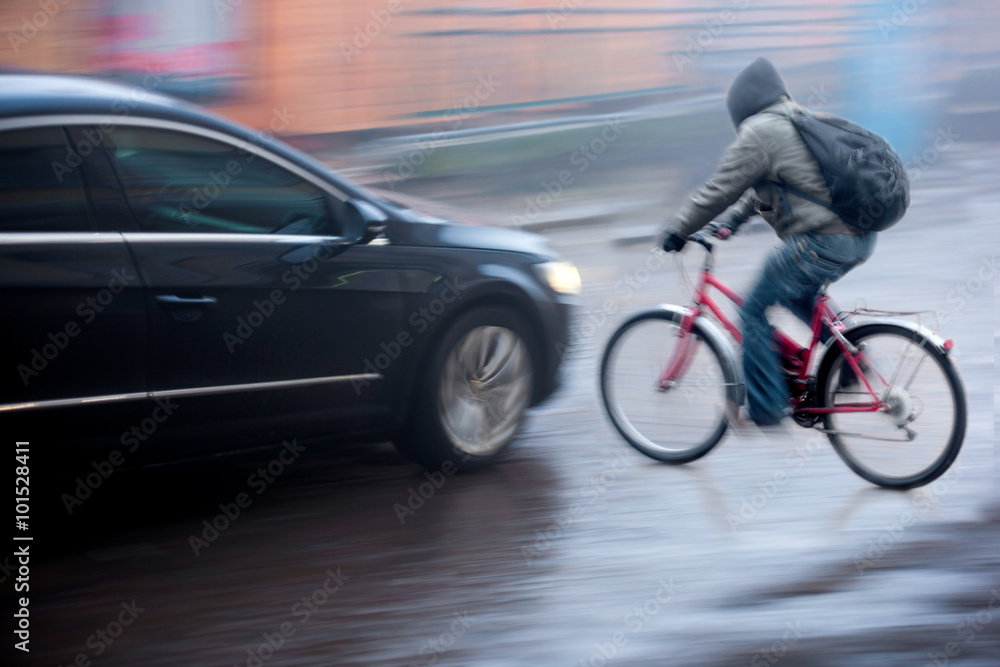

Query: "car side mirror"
left=343, top=198, right=388, bottom=244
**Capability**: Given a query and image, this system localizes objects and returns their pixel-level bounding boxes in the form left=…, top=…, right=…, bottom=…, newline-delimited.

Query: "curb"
left=515, top=204, right=659, bottom=234
left=508, top=198, right=662, bottom=238
left=610, top=224, right=661, bottom=247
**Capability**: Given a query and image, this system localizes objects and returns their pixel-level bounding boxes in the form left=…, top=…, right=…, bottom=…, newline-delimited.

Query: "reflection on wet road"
left=19, top=178, right=1000, bottom=667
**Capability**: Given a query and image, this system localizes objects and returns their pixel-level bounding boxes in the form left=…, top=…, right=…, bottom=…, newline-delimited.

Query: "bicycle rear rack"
left=838, top=299, right=943, bottom=336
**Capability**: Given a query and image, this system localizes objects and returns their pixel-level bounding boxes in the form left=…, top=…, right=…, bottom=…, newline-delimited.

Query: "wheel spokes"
left=824, top=329, right=961, bottom=486
left=602, top=313, right=730, bottom=462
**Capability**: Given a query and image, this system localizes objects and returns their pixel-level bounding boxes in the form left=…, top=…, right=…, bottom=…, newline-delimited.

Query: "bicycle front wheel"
left=816, top=323, right=967, bottom=489
left=600, top=308, right=733, bottom=463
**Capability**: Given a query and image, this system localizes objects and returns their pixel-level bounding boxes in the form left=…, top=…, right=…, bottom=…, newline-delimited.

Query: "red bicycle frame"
left=657, top=249, right=885, bottom=416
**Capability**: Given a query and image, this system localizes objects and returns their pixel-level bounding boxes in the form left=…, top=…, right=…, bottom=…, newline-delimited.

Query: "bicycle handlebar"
left=686, top=220, right=733, bottom=251
left=688, top=230, right=715, bottom=251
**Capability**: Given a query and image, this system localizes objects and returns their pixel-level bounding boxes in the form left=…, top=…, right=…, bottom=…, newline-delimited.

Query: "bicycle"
left=599, top=229, right=967, bottom=489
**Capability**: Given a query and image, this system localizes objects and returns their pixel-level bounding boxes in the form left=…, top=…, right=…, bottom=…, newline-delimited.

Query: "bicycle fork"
left=658, top=308, right=701, bottom=390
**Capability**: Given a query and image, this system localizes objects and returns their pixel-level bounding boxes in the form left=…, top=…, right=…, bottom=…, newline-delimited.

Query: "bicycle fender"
left=817, top=320, right=953, bottom=381
left=846, top=319, right=950, bottom=354
left=655, top=303, right=746, bottom=407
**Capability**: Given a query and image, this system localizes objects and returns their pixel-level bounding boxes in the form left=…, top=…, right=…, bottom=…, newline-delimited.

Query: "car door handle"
left=155, top=294, right=218, bottom=309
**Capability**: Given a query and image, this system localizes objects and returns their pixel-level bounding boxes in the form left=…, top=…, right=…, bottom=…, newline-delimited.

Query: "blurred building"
left=2, top=0, right=998, bottom=142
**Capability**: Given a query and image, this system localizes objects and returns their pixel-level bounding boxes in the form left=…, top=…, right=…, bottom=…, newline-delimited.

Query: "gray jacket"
left=669, top=98, right=855, bottom=240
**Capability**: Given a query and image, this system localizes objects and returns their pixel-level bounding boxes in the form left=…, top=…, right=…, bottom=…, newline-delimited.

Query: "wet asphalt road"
left=10, top=153, right=1000, bottom=667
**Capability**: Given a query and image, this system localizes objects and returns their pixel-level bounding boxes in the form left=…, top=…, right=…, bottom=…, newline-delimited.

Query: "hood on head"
left=726, top=57, right=790, bottom=128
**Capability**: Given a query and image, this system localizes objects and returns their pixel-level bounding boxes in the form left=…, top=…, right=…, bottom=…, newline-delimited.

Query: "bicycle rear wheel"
left=600, top=308, right=734, bottom=463
left=816, top=323, right=967, bottom=489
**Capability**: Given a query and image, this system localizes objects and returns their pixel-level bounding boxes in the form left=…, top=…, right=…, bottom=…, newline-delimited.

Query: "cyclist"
left=659, top=57, right=877, bottom=426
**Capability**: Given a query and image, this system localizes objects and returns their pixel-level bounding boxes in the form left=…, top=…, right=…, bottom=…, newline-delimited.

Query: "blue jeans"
left=742, top=232, right=877, bottom=425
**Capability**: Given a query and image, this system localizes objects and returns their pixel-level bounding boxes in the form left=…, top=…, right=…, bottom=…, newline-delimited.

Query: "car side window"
left=103, top=127, right=337, bottom=235
left=0, top=127, right=92, bottom=232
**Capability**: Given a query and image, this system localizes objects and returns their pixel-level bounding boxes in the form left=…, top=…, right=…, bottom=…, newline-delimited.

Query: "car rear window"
left=0, top=127, right=92, bottom=232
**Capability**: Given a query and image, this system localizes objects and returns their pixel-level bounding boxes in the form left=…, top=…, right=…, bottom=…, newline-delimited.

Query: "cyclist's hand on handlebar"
left=706, top=220, right=733, bottom=240
left=661, top=231, right=687, bottom=253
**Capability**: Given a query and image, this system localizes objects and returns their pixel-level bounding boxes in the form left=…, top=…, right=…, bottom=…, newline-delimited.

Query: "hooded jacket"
left=668, top=58, right=853, bottom=240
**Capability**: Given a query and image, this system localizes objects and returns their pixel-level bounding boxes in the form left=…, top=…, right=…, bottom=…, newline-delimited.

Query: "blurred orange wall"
left=1, top=0, right=696, bottom=134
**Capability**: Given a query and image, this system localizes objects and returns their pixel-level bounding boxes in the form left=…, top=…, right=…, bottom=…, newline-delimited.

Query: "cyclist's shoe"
left=784, top=369, right=807, bottom=400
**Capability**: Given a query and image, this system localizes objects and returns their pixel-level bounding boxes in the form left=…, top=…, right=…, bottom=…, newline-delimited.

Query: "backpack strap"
left=761, top=108, right=839, bottom=216
left=774, top=181, right=837, bottom=213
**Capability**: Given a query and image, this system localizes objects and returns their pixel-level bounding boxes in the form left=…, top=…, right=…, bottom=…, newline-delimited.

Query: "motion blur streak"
left=3, top=1, right=999, bottom=665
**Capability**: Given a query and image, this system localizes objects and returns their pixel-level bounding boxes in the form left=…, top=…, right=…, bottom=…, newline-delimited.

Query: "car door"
left=101, top=123, right=405, bottom=455
left=0, top=124, right=148, bottom=458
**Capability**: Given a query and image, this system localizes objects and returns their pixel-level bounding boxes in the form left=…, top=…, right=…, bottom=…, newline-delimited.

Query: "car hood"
left=386, top=214, right=556, bottom=259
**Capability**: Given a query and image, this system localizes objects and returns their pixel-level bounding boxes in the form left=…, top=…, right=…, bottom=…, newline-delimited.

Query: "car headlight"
left=538, top=261, right=582, bottom=295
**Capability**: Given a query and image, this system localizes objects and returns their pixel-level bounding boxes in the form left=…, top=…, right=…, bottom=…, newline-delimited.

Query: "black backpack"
left=776, top=110, right=910, bottom=232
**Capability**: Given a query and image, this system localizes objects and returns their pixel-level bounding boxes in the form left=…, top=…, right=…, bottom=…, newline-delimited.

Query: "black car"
left=1, top=74, right=577, bottom=474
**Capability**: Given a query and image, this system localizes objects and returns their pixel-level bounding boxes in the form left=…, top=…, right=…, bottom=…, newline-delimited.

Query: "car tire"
left=396, top=305, right=535, bottom=471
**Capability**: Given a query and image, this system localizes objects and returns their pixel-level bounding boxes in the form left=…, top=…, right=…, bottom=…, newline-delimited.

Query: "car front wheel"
left=397, top=306, right=534, bottom=471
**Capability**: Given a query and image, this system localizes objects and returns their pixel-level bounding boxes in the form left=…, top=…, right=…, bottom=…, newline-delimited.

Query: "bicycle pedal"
left=791, top=410, right=821, bottom=429
left=724, top=400, right=742, bottom=425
